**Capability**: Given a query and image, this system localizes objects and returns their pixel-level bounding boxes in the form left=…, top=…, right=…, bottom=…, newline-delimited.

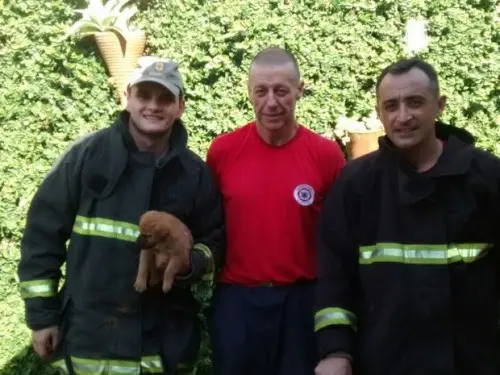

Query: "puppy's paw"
left=161, top=272, right=175, bottom=293
left=134, top=278, right=148, bottom=293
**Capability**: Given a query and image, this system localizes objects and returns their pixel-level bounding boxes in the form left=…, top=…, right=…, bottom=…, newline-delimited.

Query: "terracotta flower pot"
left=346, top=128, right=385, bottom=160
left=94, top=30, right=147, bottom=107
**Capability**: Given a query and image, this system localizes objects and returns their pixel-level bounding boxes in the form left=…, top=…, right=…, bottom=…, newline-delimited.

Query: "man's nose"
left=396, top=104, right=412, bottom=123
left=265, top=92, right=278, bottom=108
left=146, top=97, right=161, bottom=110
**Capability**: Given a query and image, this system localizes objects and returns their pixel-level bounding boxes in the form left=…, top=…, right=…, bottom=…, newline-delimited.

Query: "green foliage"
left=0, top=0, right=499, bottom=374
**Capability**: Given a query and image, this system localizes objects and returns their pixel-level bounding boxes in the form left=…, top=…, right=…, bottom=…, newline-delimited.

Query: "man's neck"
left=404, top=136, right=443, bottom=173
left=256, top=121, right=299, bottom=147
left=128, top=122, right=171, bottom=157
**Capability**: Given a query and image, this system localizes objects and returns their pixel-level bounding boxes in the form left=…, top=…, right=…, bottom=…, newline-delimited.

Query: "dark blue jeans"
left=208, top=281, right=318, bottom=375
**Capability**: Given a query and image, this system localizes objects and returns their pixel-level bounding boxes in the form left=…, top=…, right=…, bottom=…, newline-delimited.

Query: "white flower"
left=405, top=19, right=429, bottom=56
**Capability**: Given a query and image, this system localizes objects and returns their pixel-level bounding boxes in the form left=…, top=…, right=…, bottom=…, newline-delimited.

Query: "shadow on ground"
left=0, top=345, right=58, bottom=375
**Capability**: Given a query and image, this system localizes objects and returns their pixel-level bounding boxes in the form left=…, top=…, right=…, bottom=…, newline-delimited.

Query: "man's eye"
left=159, top=95, right=175, bottom=104
left=408, top=99, right=424, bottom=108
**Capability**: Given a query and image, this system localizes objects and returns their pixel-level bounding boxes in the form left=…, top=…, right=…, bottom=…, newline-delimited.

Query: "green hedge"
left=0, top=0, right=498, bottom=373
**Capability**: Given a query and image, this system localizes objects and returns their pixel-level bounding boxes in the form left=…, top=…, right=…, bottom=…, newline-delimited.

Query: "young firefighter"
left=314, top=58, right=500, bottom=375
left=206, top=47, right=346, bottom=375
left=17, top=57, right=225, bottom=375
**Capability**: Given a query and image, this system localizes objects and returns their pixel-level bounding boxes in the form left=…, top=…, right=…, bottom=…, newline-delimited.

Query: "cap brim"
left=129, top=77, right=180, bottom=97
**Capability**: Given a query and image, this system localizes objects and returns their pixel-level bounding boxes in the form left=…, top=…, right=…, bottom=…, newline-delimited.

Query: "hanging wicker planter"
left=95, top=30, right=147, bottom=107
left=64, top=1, right=146, bottom=106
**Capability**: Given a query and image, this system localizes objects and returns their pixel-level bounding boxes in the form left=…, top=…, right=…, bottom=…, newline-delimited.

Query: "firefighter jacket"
left=17, top=111, right=225, bottom=374
left=315, top=122, right=500, bottom=375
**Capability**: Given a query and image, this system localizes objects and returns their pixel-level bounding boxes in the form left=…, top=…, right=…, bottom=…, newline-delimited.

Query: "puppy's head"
left=136, top=233, right=157, bottom=250
left=137, top=210, right=175, bottom=250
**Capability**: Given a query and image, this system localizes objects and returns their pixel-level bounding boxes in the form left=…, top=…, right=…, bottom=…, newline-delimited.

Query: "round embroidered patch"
left=293, top=184, right=315, bottom=206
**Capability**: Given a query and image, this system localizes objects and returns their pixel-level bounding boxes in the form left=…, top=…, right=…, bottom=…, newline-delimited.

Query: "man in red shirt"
left=206, top=47, right=346, bottom=375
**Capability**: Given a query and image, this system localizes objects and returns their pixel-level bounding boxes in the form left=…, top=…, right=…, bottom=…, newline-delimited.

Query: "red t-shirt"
left=206, top=121, right=345, bottom=286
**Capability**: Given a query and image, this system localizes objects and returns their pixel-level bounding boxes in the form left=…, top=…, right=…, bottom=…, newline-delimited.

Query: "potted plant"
left=333, top=112, right=385, bottom=159
left=65, top=0, right=147, bottom=106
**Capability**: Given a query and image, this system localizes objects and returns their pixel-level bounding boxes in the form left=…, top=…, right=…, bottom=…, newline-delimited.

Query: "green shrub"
left=0, top=0, right=498, bottom=374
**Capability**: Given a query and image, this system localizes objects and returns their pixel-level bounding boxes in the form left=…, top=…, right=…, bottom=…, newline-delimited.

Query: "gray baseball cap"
left=128, top=57, right=184, bottom=98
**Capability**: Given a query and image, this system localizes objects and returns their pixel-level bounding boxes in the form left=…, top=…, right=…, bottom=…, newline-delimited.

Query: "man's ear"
left=247, top=82, right=254, bottom=106
left=437, top=95, right=447, bottom=117
left=177, top=97, right=186, bottom=118
left=125, top=86, right=132, bottom=111
left=297, top=80, right=305, bottom=100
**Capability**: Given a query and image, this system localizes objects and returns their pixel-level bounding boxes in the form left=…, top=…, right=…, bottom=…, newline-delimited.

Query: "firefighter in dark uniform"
left=314, top=58, right=500, bottom=375
left=17, top=57, right=225, bottom=374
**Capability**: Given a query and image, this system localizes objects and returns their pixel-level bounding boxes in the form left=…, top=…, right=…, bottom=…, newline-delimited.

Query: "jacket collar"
left=378, top=121, right=476, bottom=205
left=378, top=121, right=475, bottom=178
left=84, top=111, right=189, bottom=199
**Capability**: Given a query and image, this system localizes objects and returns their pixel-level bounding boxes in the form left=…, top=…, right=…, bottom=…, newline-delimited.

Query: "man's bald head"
left=249, top=47, right=301, bottom=82
left=246, top=47, right=304, bottom=139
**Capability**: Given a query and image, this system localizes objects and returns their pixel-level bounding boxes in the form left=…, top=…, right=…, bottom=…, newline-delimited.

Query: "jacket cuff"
left=316, top=325, right=355, bottom=359
left=175, top=244, right=213, bottom=284
left=24, top=298, right=61, bottom=331
left=325, top=352, right=353, bottom=362
left=175, top=250, right=204, bottom=280
left=20, top=279, right=62, bottom=330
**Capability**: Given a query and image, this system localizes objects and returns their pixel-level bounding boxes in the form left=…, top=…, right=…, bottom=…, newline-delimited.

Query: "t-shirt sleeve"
left=206, top=138, right=222, bottom=181
left=321, top=139, right=347, bottom=188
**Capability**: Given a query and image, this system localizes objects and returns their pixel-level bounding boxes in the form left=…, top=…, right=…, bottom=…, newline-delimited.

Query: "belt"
left=258, top=278, right=315, bottom=287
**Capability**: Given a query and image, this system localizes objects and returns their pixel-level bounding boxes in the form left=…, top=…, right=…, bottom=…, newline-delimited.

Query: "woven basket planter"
left=346, top=128, right=385, bottom=160
left=95, top=30, right=146, bottom=107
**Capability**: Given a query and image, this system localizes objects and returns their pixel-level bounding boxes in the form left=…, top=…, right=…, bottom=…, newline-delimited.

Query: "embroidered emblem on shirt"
left=293, top=184, right=315, bottom=206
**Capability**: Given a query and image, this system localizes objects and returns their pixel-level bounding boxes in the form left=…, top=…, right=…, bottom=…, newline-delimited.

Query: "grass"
left=0, top=239, right=57, bottom=375
left=0, top=347, right=58, bottom=375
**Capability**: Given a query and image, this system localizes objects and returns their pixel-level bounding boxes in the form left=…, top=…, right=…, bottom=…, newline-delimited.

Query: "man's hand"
left=32, top=326, right=59, bottom=359
left=315, top=356, right=352, bottom=375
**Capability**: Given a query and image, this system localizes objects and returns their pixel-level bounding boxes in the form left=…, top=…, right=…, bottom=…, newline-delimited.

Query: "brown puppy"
left=135, top=210, right=193, bottom=293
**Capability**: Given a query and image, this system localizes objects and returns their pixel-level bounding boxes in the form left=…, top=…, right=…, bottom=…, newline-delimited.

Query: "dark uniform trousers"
left=209, top=280, right=318, bottom=375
